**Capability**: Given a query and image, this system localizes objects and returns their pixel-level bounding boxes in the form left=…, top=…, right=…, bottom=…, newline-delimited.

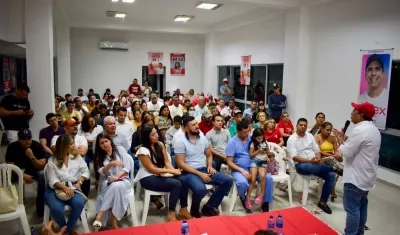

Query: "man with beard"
left=174, top=116, right=232, bottom=218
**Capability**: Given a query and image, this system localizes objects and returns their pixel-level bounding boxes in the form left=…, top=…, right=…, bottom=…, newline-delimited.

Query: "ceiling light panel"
left=174, top=15, right=194, bottom=22
left=196, top=2, right=222, bottom=10
left=111, top=0, right=135, bottom=2
left=115, top=13, right=127, bottom=18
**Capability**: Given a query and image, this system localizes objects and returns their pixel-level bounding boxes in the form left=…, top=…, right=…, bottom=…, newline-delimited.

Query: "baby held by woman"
left=245, top=128, right=279, bottom=209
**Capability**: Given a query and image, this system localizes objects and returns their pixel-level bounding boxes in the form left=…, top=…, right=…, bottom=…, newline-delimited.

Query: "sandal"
left=245, top=199, right=252, bottom=209
left=92, top=220, right=102, bottom=232
left=254, top=196, right=263, bottom=205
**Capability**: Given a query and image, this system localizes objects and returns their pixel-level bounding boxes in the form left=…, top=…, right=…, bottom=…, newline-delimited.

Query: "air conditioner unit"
left=99, top=41, right=129, bottom=51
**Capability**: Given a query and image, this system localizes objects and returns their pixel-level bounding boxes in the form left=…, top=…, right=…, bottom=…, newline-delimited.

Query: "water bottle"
left=181, top=220, right=189, bottom=235
left=30, top=227, right=35, bottom=235
left=267, top=215, right=275, bottom=230
left=275, top=214, right=284, bottom=235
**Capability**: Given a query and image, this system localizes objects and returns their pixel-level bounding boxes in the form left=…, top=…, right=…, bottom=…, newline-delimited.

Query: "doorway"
left=142, top=66, right=166, bottom=98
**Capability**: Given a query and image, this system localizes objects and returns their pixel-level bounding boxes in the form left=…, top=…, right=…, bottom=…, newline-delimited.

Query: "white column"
left=55, top=7, right=72, bottom=96
left=203, top=33, right=218, bottom=96
left=25, top=0, right=55, bottom=140
left=282, top=6, right=312, bottom=122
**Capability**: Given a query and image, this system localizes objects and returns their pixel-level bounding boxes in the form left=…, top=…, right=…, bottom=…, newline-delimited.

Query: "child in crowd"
left=165, top=115, right=182, bottom=156
left=246, top=128, right=273, bottom=209
left=266, top=152, right=279, bottom=175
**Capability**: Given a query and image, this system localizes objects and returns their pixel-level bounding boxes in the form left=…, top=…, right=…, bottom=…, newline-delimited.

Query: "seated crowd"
left=0, top=81, right=345, bottom=234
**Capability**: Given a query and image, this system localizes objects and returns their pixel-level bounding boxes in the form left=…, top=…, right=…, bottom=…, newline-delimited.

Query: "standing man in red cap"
left=334, top=102, right=381, bottom=235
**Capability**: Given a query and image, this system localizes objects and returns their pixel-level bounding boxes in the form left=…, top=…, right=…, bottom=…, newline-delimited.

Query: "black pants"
left=213, top=155, right=226, bottom=172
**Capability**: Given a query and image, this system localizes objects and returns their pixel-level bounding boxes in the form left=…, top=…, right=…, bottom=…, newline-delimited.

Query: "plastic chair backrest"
left=0, top=164, right=24, bottom=204
left=267, top=142, right=286, bottom=174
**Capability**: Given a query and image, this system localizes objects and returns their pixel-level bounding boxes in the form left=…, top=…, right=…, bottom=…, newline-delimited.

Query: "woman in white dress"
left=44, top=134, right=89, bottom=235
left=93, top=133, right=132, bottom=231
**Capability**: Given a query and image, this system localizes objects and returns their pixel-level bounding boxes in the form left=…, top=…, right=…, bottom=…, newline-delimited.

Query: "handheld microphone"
left=343, top=120, right=350, bottom=134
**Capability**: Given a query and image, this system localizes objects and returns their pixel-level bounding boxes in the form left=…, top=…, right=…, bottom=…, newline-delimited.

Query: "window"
left=217, top=64, right=284, bottom=109
left=386, top=60, right=400, bottom=130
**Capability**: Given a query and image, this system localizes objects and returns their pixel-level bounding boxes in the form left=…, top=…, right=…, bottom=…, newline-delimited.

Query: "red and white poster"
left=240, top=55, right=251, bottom=85
left=170, top=53, right=186, bottom=76
left=2, top=57, right=13, bottom=92
left=147, top=52, right=164, bottom=75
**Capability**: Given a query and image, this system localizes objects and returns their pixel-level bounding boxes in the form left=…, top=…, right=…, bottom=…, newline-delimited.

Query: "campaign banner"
left=2, top=57, right=15, bottom=93
left=358, top=49, right=393, bottom=130
left=240, top=55, right=251, bottom=85
left=170, top=53, right=185, bottom=76
left=147, top=52, right=164, bottom=75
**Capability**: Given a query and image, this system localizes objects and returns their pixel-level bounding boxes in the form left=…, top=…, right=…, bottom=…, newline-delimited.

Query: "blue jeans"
left=232, top=170, right=273, bottom=203
left=128, top=150, right=140, bottom=177
left=343, top=183, right=369, bottom=235
left=182, top=167, right=232, bottom=213
left=44, top=188, right=85, bottom=235
left=140, top=175, right=189, bottom=211
left=295, top=162, right=335, bottom=203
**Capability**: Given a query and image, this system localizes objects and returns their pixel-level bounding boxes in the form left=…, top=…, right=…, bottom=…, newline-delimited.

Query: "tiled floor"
left=1, top=176, right=399, bottom=235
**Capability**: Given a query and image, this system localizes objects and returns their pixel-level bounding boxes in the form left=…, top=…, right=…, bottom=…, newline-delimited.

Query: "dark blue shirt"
left=268, top=93, right=287, bottom=117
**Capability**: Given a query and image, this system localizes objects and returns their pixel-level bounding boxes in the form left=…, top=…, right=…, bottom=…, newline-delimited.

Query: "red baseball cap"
left=351, top=102, right=375, bottom=119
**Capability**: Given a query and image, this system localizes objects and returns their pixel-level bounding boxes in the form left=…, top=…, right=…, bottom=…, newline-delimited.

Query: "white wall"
left=203, top=15, right=285, bottom=95
left=0, top=0, right=25, bottom=43
left=308, top=0, right=400, bottom=186
left=70, top=28, right=205, bottom=95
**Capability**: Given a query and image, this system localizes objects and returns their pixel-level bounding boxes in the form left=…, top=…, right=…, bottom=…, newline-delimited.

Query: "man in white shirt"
left=115, top=107, right=134, bottom=147
left=334, top=102, right=381, bottom=235
left=357, top=54, right=389, bottom=129
left=169, top=95, right=183, bottom=118
left=287, top=118, right=338, bottom=214
left=147, top=93, right=162, bottom=115
left=77, top=88, right=88, bottom=103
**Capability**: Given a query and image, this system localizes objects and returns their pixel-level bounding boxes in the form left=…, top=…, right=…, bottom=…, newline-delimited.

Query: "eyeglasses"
left=283, top=116, right=288, bottom=118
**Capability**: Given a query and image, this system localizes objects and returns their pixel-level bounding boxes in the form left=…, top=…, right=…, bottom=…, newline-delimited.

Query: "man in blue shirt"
left=268, top=84, right=287, bottom=122
left=226, top=119, right=273, bottom=213
left=243, top=100, right=257, bottom=118
left=175, top=116, right=232, bottom=218
left=220, top=78, right=233, bottom=104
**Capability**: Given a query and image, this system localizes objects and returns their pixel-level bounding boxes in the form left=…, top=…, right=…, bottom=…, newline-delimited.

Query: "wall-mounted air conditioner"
left=99, top=41, right=129, bottom=51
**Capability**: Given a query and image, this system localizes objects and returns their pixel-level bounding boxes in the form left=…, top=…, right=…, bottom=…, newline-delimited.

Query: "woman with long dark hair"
left=44, top=134, right=89, bottom=235
left=309, top=112, right=326, bottom=136
left=136, top=126, right=192, bottom=222
left=93, top=134, right=132, bottom=231
left=154, top=105, right=173, bottom=137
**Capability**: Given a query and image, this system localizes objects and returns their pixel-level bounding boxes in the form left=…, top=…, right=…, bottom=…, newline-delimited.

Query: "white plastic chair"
left=42, top=162, right=90, bottom=233
left=287, top=158, right=323, bottom=205
left=268, top=143, right=292, bottom=206
left=0, top=164, right=30, bottom=235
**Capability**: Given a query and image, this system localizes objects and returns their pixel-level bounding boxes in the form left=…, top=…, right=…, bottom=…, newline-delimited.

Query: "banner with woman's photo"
left=147, top=52, right=164, bottom=75
left=170, top=53, right=185, bottom=76
left=240, top=55, right=251, bottom=85
left=358, top=49, right=393, bottom=130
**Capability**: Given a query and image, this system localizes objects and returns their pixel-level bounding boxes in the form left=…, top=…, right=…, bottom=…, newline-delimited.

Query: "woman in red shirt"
left=277, top=112, right=294, bottom=146
left=263, top=119, right=284, bottom=147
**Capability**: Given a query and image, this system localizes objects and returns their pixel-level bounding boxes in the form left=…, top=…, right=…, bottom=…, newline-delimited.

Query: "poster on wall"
left=240, top=55, right=251, bottom=85
left=358, top=49, right=393, bottom=130
left=147, top=52, right=164, bottom=75
left=2, top=57, right=16, bottom=93
left=170, top=53, right=185, bottom=76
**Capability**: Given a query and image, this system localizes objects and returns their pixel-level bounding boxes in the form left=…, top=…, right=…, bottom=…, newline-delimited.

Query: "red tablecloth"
left=85, top=206, right=339, bottom=235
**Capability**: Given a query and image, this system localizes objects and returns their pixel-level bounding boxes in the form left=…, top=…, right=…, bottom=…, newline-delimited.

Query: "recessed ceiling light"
left=111, top=0, right=135, bottom=2
left=115, top=13, right=127, bottom=18
left=196, top=2, right=222, bottom=10
left=174, top=15, right=194, bottom=22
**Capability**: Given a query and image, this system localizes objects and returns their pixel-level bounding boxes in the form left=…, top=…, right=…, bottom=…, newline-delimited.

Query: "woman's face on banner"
left=366, top=61, right=384, bottom=89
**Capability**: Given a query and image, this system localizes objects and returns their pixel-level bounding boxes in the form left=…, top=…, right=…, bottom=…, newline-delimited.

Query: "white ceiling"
left=56, top=0, right=335, bottom=34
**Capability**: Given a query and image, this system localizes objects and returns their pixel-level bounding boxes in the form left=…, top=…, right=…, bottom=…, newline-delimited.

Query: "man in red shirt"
left=128, top=78, right=141, bottom=96
left=198, top=109, right=213, bottom=134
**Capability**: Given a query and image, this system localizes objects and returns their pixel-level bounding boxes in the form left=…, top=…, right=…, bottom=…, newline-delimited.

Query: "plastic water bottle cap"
left=269, top=215, right=273, bottom=218
left=183, top=220, right=187, bottom=223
